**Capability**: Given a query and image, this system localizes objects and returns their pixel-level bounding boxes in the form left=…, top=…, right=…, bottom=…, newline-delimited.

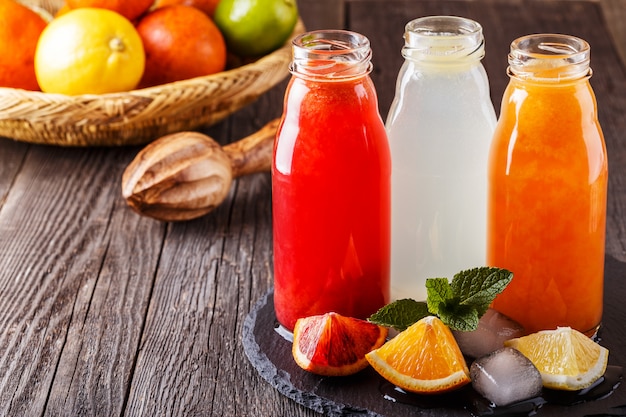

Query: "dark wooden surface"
left=0, top=1, right=625, bottom=416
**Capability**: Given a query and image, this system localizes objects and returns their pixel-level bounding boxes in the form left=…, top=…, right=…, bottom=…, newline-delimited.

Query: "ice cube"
left=470, top=347, right=543, bottom=407
left=453, top=308, right=524, bottom=358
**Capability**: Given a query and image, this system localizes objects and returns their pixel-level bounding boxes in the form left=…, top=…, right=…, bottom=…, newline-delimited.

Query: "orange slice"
left=366, top=315, right=470, bottom=394
left=292, top=312, right=388, bottom=377
left=504, top=327, right=608, bottom=390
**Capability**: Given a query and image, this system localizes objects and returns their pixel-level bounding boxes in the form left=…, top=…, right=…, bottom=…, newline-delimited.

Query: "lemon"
left=35, top=8, right=145, bottom=95
left=214, top=0, right=298, bottom=57
left=504, top=327, right=608, bottom=391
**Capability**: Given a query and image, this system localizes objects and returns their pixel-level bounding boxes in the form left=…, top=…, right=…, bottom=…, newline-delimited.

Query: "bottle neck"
left=507, top=34, right=592, bottom=84
left=289, top=30, right=373, bottom=81
left=401, top=16, right=485, bottom=65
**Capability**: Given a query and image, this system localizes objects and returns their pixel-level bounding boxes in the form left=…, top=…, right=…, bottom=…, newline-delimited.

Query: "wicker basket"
left=0, top=0, right=303, bottom=146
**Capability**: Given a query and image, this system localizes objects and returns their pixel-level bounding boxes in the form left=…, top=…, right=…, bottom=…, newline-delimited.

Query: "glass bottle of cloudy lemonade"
left=386, top=16, right=497, bottom=301
left=488, top=34, right=608, bottom=336
left=272, top=30, right=391, bottom=331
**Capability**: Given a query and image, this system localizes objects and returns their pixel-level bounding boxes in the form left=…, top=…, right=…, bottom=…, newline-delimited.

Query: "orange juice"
left=488, top=34, right=608, bottom=336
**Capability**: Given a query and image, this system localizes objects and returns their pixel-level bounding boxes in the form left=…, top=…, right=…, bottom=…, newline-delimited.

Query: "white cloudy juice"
left=386, top=16, right=497, bottom=301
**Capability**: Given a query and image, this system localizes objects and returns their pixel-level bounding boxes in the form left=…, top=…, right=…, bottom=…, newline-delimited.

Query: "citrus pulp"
left=366, top=315, right=471, bottom=394
left=292, top=312, right=387, bottom=377
left=504, top=326, right=609, bottom=390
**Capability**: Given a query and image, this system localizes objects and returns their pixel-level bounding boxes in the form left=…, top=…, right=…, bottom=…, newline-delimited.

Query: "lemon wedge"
left=504, top=326, right=608, bottom=391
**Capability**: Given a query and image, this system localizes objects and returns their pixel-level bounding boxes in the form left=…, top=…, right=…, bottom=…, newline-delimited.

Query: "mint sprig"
left=368, top=267, right=513, bottom=332
left=368, top=299, right=429, bottom=332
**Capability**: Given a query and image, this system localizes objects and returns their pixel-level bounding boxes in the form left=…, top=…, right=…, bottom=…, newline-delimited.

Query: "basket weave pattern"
left=0, top=0, right=301, bottom=146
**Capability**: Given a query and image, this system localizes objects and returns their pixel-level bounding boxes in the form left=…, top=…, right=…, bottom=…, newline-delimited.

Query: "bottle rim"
left=402, top=15, right=485, bottom=63
left=289, top=30, right=373, bottom=80
left=508, top=34, right=591, bottom=82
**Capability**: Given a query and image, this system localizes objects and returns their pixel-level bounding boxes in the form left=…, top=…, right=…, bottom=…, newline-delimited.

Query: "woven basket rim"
left=0, top=13, right=304, bottom=146
left=0, top=37, right=293, bottom=102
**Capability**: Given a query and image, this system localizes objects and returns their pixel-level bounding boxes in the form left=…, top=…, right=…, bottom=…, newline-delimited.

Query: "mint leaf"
left=451, top=267, right=513, bottom=317
left=425, top=278, right=454, bottom=316
left=368, top=267, right=513, bottom=333
left=437, top=301, right=479, bottom=331
left=368, top=299, right=430, bottom=331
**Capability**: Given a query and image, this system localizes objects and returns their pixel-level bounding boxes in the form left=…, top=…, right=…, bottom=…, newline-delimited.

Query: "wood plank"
left=0, top=140, right=28, bottom=209
left=120, top=83, right=319, bottom=416
left=600, top=0, right=626, bottom=68
left=298, top=0, right=345, bottom=30
left=0, top=146, right=160, bottom=415
left=44, top=204, right=163, bottom=415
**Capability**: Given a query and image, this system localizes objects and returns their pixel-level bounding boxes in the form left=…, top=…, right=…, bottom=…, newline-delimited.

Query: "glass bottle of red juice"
left=272, top=30, right=391, bottom=331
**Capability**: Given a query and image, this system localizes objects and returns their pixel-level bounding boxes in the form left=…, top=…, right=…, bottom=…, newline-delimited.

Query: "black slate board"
left=242, top=256, right=626, bottom=417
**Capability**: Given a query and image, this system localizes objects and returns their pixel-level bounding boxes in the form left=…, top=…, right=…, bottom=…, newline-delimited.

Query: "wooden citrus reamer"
left=121, top=118, right=279, bottom=221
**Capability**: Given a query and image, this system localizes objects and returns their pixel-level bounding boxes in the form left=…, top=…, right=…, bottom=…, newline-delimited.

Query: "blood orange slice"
left=366, top=315, right=470, bottom=394
left=292, top=312, right=388, bottom=376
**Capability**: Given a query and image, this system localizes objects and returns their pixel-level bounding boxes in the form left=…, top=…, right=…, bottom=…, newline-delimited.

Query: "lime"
left=214, top=0, right=298, bottom=57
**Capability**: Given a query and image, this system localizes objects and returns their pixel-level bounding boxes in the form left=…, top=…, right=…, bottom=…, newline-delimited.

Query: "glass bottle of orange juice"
left=488, top=34, right=608, bottom=336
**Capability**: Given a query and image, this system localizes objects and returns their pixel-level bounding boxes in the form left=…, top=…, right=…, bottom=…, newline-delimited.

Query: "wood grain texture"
left=0, top=2, right=624, bottom=417
left=601, top=0, right=626, bottom=68
left=0, top=146, right=159, bottom=416
left=298, top=0, right=345, bottom=30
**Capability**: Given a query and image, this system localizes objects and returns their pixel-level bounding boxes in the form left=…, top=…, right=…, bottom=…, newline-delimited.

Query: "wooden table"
left=1, top=1, right=625, bottom=416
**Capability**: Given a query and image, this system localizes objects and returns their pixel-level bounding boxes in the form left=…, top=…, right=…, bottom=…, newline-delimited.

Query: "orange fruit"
left=153, top=0, right=221, bottom=17
left=292, top=312, right=388, bottom=377
left=0, top=0, right=48, bottom=90
left=136, top=5, right=226, bottom=87
left=66, top=0, right=153, bottom=21
left=35, top=8, right=145, bottom=95
left=55, top=3, right=71, bottom=17
left=366, top=316, right=470, bottom=394
left=505, top=327, right=609, bottom=391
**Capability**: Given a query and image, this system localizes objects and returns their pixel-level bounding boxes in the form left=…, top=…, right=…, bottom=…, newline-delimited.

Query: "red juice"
left=272, top=30, right=391, bottom=331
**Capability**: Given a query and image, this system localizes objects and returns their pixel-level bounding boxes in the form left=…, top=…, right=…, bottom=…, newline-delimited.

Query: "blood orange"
left=65, top=0, right=153, bottom=21
left=136, top=5, right=226, bottom=87
left=153, top=0, right=221, bottom=17
left=292, top=312, right=388, bottom=377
